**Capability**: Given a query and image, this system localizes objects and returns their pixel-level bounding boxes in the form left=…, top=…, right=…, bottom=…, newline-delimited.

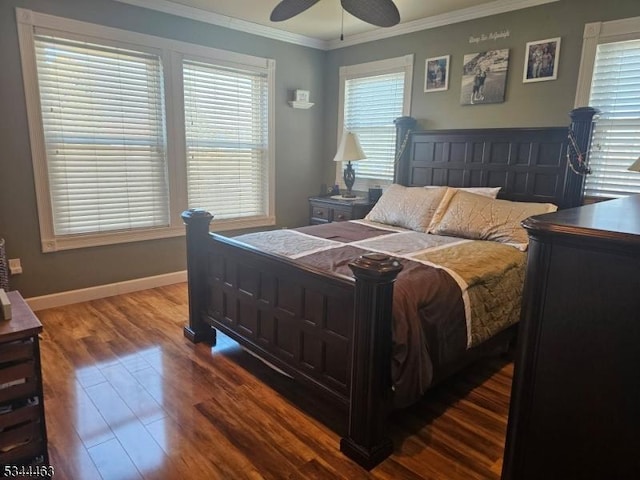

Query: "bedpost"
left=182, top=209, right=217, bottom=345
left=394, top=116, right=417, bottom=185
left=341, top=252, right=403, bottom=470
left=565, top=107, right=598, bottom=208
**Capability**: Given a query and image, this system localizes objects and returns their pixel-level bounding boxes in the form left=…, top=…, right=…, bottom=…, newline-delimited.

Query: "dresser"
left=0, top=291, right=48, bottom=467
left=502, top=195, right=640, bottom=479
left=308, top=195, right=375, bottom=225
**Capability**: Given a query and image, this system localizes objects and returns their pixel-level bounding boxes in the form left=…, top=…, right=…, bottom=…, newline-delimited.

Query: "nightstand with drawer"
left=308, top=195, right=376, bottom=225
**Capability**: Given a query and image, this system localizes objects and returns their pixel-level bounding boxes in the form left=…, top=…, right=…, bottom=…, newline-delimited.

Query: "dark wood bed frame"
left=182, top=107, right=597, bottom=469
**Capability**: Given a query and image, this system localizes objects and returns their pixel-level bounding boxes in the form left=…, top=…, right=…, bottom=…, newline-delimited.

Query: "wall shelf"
left=288, top=101, right=314, bottom=109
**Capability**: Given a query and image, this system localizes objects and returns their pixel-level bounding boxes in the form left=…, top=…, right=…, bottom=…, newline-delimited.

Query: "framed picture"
left=523, top=37, right=561, bottom=83
left=424, top=55, right=450, bottom=92
left=460, top=49, right=509, bottom=105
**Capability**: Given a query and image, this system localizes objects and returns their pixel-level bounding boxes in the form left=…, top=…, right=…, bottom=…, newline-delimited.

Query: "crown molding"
left=113, top=0, right=328, bottom=50
left=327, top=0, right=560, bottom=50
left=114, top=0, right=559, bottom=51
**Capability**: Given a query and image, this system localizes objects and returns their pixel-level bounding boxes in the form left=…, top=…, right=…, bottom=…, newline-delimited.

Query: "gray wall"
left=1, top=0, right=638, bottom=297
left=0, top=0, right=325, bottom=297
left=322, top=0, right=640, bottom=184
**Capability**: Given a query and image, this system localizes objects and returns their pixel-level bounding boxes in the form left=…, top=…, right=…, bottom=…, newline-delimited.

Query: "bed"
left=182, top=107, right=597, bottom=469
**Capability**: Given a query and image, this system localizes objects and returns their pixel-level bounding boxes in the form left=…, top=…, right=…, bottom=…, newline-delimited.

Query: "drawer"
left=332, top=207, right=353, bottom=222
left=0, top=400, right=40, bottom=431
left=0, top=339, right=34, bottom=365
left=0, top=428, right=43, bottom=466
left=310, top=205, right=330, bottom=221
left=0, top=361, right=37, bottom=404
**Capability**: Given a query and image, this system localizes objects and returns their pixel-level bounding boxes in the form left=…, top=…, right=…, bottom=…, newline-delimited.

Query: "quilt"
left=233, top=219, right=525, bottom=407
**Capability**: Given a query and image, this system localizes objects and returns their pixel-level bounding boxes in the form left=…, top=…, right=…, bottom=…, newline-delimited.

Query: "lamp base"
left=344, top=161, right=356, bottom=199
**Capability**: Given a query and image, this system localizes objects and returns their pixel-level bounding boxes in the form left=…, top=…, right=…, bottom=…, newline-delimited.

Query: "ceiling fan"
left=270, top=0, right=400, bottom=28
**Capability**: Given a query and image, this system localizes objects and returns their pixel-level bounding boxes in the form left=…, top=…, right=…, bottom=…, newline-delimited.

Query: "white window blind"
left=343, top=72, right=405, bottom=182
left=34, top=35, right=169, bottom=235
left=183, top=60, right=268, bottom=219
left=586, top=38, right=640, bottom=198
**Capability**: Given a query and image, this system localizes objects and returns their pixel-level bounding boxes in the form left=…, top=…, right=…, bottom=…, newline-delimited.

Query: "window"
left=575, top=16, right=640, bottom=198
left=337, top=55, right=413, bottom=189
left=34, top=36, right=169, bottom=235
left=183, top=61, right=269, bottom=220
left=17, top=9, right=274, bottom=252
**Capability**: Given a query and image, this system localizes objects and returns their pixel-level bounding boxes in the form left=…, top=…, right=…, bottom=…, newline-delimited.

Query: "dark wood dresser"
left=502, top=195, right=640, bottom=479
left=0, top=291, right=48, bottom=468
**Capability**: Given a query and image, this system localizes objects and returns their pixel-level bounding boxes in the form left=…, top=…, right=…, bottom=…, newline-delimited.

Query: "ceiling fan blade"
left=341, top=0, right=400, bottom=27
left=270, top=0, right=321, bottom=22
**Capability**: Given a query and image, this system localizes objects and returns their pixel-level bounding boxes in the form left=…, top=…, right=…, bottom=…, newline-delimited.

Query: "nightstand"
left=308, top=194, right=376, bottom=225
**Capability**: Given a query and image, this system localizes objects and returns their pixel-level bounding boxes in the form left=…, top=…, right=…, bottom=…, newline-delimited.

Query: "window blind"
left=586, top=39, right=640, bottom=198
left=343, top=72, right=405, bottom=182
left=183, top=60, right=268, bottom=219
left=34, top=35, right=169, bottom=235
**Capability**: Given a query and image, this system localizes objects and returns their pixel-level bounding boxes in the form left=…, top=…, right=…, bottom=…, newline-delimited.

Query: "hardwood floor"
left=35, top=283, right=512, bottom=479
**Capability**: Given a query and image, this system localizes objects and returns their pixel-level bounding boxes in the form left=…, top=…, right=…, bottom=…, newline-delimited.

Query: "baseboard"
left=26, top=271, right=187, bottom=311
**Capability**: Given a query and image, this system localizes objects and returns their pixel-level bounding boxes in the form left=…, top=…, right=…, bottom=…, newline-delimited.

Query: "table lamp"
left=628, top=157, right=640, bottom=173
left=333, top=130, right=366, bottom=198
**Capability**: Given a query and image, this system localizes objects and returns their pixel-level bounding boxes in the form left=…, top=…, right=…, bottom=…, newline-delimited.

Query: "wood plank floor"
left=35, top=283, right=512, bottom=479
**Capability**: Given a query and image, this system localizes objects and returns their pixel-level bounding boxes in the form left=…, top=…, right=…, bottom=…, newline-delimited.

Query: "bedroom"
left=0, top=0, right=639, bottom=478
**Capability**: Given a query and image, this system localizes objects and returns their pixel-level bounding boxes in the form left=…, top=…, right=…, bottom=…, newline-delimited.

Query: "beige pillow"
left=365, top=184, right=448, bottom=232
left=425, top=186, right=501, bottom=198
left=428, top=190, right=557, bottom=250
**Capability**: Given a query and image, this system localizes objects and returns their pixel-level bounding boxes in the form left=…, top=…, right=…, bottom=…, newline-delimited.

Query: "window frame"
left=17, top=8, right=275, bottom=253
left=575, top=16, right=640, bottom=108
left=574, top=15, right=640, bottom=199
left=336, top=55, right=413, bottom=190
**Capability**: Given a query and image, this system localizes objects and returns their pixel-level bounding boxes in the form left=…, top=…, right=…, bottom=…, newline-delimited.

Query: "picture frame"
left=523, top=37, right=561, bottom=83
left=460, top=49, right=509, bottom=105
left=424, top=55, right=450, bottom=92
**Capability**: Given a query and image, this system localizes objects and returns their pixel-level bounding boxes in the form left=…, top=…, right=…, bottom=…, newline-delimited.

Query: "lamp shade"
left=333, top=131, right=366, bottom=163
left=628, top=157, right=640, bottom=172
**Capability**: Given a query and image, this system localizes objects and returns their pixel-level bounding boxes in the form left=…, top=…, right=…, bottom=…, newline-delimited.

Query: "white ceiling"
left=170, top=0, right=496, bottom=40
left=116, top=0, right=559, bottom=49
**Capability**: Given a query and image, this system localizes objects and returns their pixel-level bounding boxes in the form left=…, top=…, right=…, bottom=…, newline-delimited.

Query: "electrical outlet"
left=8, top=258, right=22, bottom=275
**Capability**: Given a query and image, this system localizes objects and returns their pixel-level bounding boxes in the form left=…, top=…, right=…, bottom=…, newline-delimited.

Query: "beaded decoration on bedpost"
left=565, top=107, right=599, bottom=208
left=341, top=252, right=403, bottom=470
left=182, top=209, right=217, bottom=345
left=393, top=116, right=417, bottom=185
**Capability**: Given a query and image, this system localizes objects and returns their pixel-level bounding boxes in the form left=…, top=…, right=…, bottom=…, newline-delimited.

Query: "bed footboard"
left=182, top=210, right=403, bottom=469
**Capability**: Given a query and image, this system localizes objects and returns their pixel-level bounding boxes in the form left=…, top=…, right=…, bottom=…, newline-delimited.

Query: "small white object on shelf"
left=289, top=89, right=313, bottom=109
left=294, top=89, right=310, bottom=102
left=0, top=289, right=11, bottom=320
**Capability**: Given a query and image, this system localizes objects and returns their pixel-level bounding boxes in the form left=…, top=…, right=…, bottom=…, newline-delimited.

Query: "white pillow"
left=365, top=184, right=448, bottom=232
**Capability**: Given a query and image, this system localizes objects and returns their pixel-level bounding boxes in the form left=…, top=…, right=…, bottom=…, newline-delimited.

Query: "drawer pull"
left=315, top=210, right=323, bottom=216
left=337, top=214, right=345, bottom=220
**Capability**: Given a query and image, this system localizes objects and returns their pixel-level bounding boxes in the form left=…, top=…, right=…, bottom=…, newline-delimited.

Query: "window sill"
left=41, top=226, right=187, bottom=252
left=40, top=215, right=276, bottom=252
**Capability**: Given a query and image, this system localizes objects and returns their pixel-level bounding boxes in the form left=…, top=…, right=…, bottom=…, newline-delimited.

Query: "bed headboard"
left=394, top=108, right=597, bottom=209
